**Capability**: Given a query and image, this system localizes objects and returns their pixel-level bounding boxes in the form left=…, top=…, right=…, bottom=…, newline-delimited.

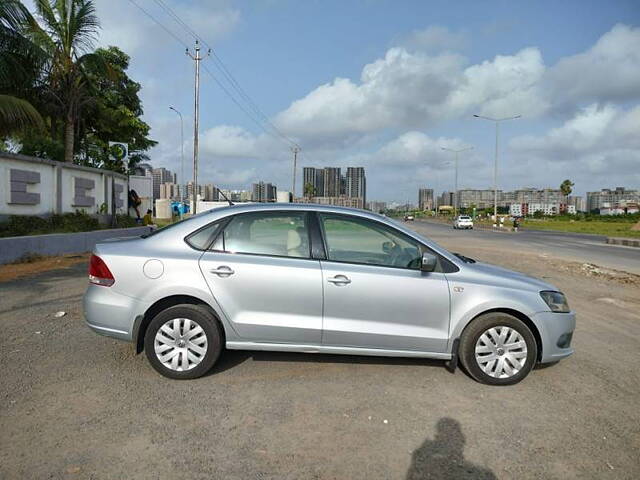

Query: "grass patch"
left=521, top=219, right=640, bottom=238
left=0, top=212, right=139, bottom=238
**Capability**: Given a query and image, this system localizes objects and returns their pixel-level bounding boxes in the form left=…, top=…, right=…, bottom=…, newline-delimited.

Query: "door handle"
left=328, top=275, right=351, bottom=285
left=210, top=266, right=234, bottom=276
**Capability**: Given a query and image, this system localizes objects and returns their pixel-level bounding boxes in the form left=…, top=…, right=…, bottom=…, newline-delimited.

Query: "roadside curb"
left=607, top=237, right=640, bottom=248
left=0, top=226, right=152, bottom=265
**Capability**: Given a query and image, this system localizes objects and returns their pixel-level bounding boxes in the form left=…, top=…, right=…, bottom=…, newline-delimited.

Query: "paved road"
left=1, top=236, right=639, bottom=479
left=412, top=220, right=640, bottom=275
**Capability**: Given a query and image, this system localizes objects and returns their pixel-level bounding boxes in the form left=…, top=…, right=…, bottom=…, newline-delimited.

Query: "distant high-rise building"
left=367, top=201, right=387, bottom=213
left=323, top=167, right=341, bottom=197
left=569, top=195, right=586, bottom=212
left=587, top=188, right=640, bottom=212
left=159, top=182, right=182, bottom=200
left=439, top=191, right=454, bottom=208
left=134, top=163, right=153, bottom=177
left=252, top=181, right=277, bottom=202
left=202, top=184, right=219, bottom=201
left=418, top=188, right=434, bottom=211
left=152, top=167, right=176, bottom=200
left=346, top=167, right=366, bottom=203
left=186, top=181, right=205, bottom=201
left=303, top=167, right=319, bottom=197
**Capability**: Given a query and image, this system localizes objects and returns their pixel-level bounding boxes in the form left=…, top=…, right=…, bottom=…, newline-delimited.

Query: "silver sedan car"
left=84, top=203, right=575, bottom=385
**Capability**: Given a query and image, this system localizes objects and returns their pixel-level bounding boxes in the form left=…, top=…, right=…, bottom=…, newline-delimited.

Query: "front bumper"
left=531, top=310, right=576, bottom=363
left=83, top=285, right=147, bottom=342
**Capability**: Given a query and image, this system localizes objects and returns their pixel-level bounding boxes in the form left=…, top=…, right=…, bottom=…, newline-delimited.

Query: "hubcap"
left=475, top=326, right=528, bottom=379
left=154, top=318, right=208, bottom=371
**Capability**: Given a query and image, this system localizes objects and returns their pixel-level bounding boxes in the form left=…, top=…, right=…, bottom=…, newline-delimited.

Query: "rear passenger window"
left=221, top=212, right=310, bottom=258
left=185, top=222, right=222, bottom=250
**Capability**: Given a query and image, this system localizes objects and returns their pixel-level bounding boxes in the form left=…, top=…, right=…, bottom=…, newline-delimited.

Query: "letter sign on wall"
left=9, top=169, right=40, bottom=205
left=73, top=177, right=95, bottom=207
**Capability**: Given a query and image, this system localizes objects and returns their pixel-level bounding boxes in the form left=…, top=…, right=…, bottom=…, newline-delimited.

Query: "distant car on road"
left=83, top=203, right=575, bottom=385
left=404, top=214, right=415, bottom=221
left=453, top=215, right=473, bottom=229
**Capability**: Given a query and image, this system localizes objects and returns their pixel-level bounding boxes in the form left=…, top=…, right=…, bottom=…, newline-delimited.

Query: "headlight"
left=540, top=291, right=570, bottom=313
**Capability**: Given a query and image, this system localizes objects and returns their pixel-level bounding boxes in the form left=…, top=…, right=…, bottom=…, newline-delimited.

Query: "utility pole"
left=186, top=40, right=210, bottom=214
left=291, top=146, right=300, bottom=200
left=473, top=114, right=521, bottom=226
left=441, top=146, right=473, bottom=218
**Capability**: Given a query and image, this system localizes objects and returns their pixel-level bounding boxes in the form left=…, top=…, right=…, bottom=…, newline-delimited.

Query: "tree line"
left=0, top=0, right=156, bottom=173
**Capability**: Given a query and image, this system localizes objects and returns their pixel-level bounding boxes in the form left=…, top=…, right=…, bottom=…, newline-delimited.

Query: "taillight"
left=89, top=254, right=115, bottom=286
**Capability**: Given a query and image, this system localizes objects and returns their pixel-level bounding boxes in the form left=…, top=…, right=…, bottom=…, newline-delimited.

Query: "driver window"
left=320, top=214, right=423, bottom=269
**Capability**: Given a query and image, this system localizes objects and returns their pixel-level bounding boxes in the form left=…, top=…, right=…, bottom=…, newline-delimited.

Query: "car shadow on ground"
left=406, top=417, right=496, bottom=480
left=207, top=349, right=451, bottom=376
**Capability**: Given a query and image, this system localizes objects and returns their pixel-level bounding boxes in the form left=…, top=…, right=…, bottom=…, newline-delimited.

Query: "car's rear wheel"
left=144, top=304, right=222, bottom=379
left=459, top=312, right=537, bottom=385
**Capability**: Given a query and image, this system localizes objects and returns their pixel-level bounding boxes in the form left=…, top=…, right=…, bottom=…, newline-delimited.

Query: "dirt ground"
left=0, top=224, right=638, bottom=479
left=0, top=253, right=89, bottom=283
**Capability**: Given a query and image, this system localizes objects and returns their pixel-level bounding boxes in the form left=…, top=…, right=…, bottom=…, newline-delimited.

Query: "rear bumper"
left=532, top=310, right=576, bottom=363
left=83, top=285, right=147, bottom=342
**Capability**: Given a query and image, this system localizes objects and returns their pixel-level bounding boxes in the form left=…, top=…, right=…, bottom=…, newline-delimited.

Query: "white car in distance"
left=453, top=215, right=474, bottom=229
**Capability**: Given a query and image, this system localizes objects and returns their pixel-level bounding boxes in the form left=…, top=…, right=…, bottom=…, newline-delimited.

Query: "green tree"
left=0, top=0, right=44, bottom=135
left=78, top=46, right=156, bottom=173
left=25, top=0, right=105, bottom=162
left=303, top=182, right=316, bottom=198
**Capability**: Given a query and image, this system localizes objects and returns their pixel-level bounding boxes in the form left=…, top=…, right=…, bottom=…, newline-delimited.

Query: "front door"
left=318, top=213, right=451, bottom=352
left=199, top=211, right=322, bottom=344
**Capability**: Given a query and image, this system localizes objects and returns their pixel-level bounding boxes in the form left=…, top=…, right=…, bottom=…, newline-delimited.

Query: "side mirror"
left=421, top=252, right=438, bottom=272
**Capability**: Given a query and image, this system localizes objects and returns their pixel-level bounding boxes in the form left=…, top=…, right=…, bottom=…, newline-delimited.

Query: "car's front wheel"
left=459, top=312, right=537, bottom=385
left=144, top=304, right=223, bottom=379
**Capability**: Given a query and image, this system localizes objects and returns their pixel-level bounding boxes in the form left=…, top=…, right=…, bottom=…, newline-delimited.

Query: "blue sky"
left=93, top=0, right=640, bottom=202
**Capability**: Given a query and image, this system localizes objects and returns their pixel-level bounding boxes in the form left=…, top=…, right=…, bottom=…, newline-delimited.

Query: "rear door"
left=199, top=211, right=323, bottom=344
left=317, top=213, right=451, bottom=352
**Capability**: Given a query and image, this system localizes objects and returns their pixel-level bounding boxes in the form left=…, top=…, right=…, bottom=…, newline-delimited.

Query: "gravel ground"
left=0, top=223, right=639, bottom=479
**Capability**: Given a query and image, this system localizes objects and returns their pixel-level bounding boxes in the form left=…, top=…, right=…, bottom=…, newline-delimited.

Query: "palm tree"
left=560, top=179, right=574, bottom=213
left=27, top=0, right=103, bottom=162
left=0, top=0, right=44, bottom=135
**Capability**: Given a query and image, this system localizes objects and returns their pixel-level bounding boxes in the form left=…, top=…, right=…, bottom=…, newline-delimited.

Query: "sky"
left=87, top=0, right=640, bottom=202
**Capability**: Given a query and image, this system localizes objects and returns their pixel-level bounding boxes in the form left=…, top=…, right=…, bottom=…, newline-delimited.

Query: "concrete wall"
left=129, top=175, right=153, bottom=217
left=0, top=226, right=152, bottom=264
left=1, top=153, right=128, bottom=219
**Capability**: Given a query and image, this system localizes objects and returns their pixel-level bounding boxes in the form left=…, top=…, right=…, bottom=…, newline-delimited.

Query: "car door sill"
left=225, top=341, right=452, bottom=359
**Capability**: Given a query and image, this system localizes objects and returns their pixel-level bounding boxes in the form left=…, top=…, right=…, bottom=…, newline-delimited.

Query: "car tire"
left=144, top=304, right=223, bottom=380
left=459, top=312, right=537, bottom=386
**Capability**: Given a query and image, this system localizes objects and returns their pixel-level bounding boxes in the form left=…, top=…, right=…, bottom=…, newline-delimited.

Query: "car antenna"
left=217, top=189, right=234, bottom=206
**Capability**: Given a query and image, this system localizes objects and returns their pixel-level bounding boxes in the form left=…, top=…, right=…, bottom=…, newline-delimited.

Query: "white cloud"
left=508, top=104, right=640, bottom=185
left=546, top=24, right=640, bottom=107
left=96, top=0, right=240, bottom=54
left=274, top=45, right=550, bottom=144
left=450, top=47, right=548, bottom=118
left=274, top=48, right=467, bottom=140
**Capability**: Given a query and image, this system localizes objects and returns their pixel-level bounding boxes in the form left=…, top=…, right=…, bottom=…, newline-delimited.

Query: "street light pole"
left=169, top=106, right=184, bottom=204
left=441, top=146, right=473, bottom=218
left=291, top=145, right=300, bottom=200
left=473, top=114, right=521, bottom=226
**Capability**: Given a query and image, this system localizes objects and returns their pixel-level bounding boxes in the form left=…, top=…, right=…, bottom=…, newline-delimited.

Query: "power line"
left=150, top=0, right=299, bottom=148
left=127, top=0, right=189, bottom=48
